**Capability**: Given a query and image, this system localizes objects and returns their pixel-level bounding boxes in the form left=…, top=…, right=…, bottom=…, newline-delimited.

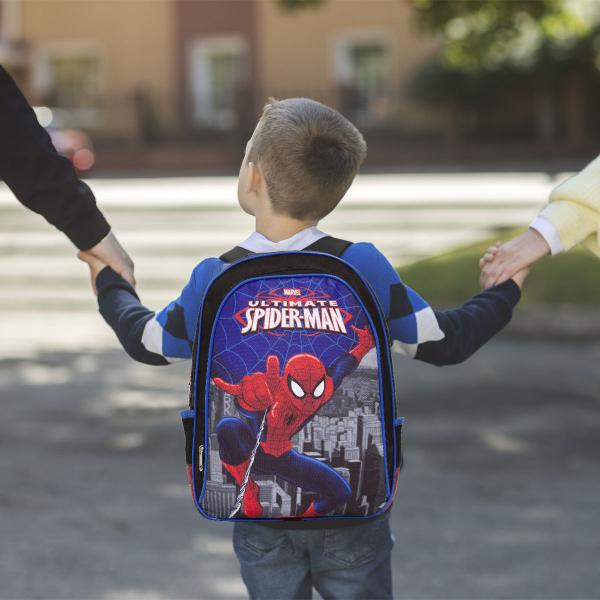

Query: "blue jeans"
left=232, top=512, right=395, bottom=600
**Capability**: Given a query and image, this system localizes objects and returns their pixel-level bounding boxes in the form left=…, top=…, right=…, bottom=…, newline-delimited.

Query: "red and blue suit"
left=213, top=325, right=375, bottom=518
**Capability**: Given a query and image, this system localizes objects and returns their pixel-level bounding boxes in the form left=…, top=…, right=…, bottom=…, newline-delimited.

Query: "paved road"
left=3, top=173, right=598, bottom=599
left=1, top=338, right=599, bottom=599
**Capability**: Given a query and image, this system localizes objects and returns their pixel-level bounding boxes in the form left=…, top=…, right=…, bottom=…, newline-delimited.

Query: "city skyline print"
left=199, top=275, right=387, bottom=520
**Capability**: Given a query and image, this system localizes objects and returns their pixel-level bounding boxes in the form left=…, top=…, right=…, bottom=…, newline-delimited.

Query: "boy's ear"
left=247, top=161, right=264, bottom=194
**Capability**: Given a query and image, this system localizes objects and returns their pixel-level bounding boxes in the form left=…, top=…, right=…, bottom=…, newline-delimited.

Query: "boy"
left=480, top=153, right=600, bottom=288
left=79, top=98, right=528, bottom=600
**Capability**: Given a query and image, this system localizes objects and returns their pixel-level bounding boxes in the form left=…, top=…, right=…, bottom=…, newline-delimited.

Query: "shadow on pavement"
left=1, top=336, right=599, bottom=599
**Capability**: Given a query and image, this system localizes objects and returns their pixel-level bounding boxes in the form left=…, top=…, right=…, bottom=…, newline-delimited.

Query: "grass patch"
left=399, top=230, right=600, bottom=308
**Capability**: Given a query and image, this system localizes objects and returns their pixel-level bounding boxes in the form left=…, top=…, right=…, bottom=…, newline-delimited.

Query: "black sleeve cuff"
left=490, top=279, right=522, bottom=307
left=63, top=204, right=111, bottom=250
left=96, top=266, right=139, bottom=301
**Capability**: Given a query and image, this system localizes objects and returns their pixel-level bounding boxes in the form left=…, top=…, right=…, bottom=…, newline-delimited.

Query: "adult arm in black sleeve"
left=0, top=65, right=110, bottom=250
left=415, top=279, right=521, bottom=366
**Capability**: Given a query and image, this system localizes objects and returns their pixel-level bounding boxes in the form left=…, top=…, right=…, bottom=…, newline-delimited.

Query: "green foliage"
left=399, top=231, right=600, bottom=308
left=408, top=55, right=528, bottom=105
left=412, top=0, right=600, bottom=74
left=275, top=0, right=324, bottom=12
left=408, top=0, right=600, bottom=114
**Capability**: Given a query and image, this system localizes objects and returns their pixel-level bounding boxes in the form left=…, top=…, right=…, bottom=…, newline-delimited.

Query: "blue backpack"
left=181, top=236, right=403, bottom=522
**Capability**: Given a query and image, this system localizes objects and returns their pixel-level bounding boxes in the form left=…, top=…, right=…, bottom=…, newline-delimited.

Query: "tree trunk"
left=563, top=75, right=586, bottom=149
left=535, top=86, right=559, bottom=144
left=444, top=101, right=461, bottom=148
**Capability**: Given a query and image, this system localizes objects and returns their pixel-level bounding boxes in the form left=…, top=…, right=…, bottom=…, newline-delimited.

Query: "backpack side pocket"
left=181, top=409, right=195, bottom=498
left=394, top=417, right=404, bottom=472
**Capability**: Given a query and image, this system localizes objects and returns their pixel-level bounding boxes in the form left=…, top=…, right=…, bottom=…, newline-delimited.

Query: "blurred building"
left=1, top=0, right=597, bottom=171
left=0, top=0, right=442, bottom=169
left=1, top=0, right=177, bottom=140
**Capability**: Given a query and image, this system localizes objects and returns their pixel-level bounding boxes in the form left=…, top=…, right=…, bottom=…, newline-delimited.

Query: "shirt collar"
left=239, top=226, right=328, bottom=253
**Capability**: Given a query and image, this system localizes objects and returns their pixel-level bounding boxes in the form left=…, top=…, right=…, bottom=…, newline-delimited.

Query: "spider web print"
left=210, top=276, right=368, bottom=383
left=202, top=275, right=388, bottom=520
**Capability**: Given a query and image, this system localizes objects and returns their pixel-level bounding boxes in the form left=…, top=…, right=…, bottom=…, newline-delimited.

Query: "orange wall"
left=256, top=0, right=440, bottom=129
left=19, top=0, right=176, bottom=136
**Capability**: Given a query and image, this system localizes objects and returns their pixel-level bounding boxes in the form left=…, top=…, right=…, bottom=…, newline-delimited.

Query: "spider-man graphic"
left=213, top=325, right=375, bottom=518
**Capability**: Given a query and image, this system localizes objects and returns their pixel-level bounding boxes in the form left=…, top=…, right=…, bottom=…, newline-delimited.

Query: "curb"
left=0, top=172, right=568, bottom=209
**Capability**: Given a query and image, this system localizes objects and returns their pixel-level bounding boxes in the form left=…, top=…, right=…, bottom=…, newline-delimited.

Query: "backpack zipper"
left=198, top=445, right=204, bottom=472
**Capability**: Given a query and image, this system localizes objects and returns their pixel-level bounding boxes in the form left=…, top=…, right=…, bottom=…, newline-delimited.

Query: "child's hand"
left=77, top=250, right=108, bottom=295
left=479, top=229, right=548, bottom=289
left=510, top=266, right=530, bottom=290
left=479, top=241, right=503, bottom=288
left=479, top=243, right=529, bottom=289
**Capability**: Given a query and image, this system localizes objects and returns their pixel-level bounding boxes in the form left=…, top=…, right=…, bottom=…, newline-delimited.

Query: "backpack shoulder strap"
left=304, top=236, right=353, bottom=257
left=219, top=236, right=353, bottom=263
left=219, top=246, right=254, bottom=263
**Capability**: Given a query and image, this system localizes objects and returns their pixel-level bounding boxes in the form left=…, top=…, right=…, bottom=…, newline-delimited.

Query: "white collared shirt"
left=239, top=226, right=328, bottom=253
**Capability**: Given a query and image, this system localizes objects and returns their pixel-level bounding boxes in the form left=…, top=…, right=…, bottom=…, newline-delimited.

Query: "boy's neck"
left=254, top=211, right=319, bottom=243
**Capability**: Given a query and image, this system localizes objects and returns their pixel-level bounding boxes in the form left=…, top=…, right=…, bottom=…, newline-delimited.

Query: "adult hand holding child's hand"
left=478, top=229, right=547, bottom=289
left=479, top=242, right=530, bottom=290
left=77, top=250, right=108, bottom=295
left=86, top=231, right=136, bottom=288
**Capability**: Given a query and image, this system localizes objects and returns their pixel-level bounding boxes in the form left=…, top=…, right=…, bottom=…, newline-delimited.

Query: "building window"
left=44, top=55, right=100, bottom=109
left=34, top=42, right=102, bottom=127
left=333, top=33, right=391, bottom=126
left=188, top=35, right=248, bottom=130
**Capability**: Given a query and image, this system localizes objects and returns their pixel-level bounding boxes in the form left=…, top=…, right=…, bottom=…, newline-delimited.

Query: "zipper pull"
left=198, top=445, right=204, bottom=472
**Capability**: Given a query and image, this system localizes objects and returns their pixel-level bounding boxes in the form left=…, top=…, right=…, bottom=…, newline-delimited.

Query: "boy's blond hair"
left=247, top=97, right=367, bottom=220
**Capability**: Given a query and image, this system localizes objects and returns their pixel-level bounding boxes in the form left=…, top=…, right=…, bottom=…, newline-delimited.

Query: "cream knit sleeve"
left=539, top=154, right=600, bottom=255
